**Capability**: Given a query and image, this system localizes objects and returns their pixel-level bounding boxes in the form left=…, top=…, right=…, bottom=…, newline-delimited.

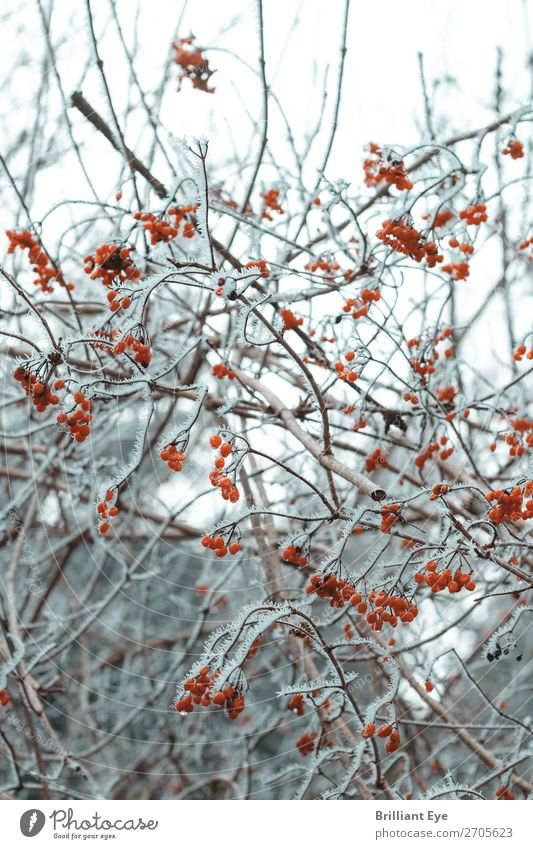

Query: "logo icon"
left=20, top=810, right=46, bottom=837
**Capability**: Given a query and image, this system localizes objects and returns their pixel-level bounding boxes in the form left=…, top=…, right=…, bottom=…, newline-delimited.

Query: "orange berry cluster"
left=425, top=209, right=454, bottom=229
left=376, top=219, right=443, bottom=267
left=56, top=391, right=92, bottom=443
left=107, top=290, right=132, bottom=313
left=459, top=203, right=487, bottom=226
left=167, top=204, right=198, bottom=236
left=497, top=418, right=533, bottom=457
left=280, top=308, right=303, bottom=330
left=363, top=144, right=413, bottom=191
left=212, top=362, right=235, bottom=380
left=403, top=391, right=419, bottom=405
left=495, top=786, right=515, bottom=800
left=160, top=444, right=186, bottom=471
left=13, top=367, right=62, bottom=413
left=513, top=344, right=533, bottom=362
left=245, top=259, right=269, bottom=278
left=201, top=534, right=241, bottom=558
left=502, top=139, right=524, bottom=159
left=113, top=334, right=152, bottom=367
left=441, top=261, right=470, bottom=281
left=414, top=560, right=475, bottom=594
left=6, top=230, right=73, bottom=293
left=260, top=188, right=284, bottom=221
left=172, top=37, right=215, bottom=93
left=84, top=244, right=141, bottom=290
left=362, top=722, right=401, bottom=754
left=305, top=576, right=417, bottom=630
left=410, top=358, right=435, bottom=379
left=365, top=448, right=388, bottom=473
left=365, top=589, right=418, bottom=630
left=96, top=489, right=118, bottom=535
left=208, top=434, right=240, bottom=503
left=448, top=238, right=474, bottom=255
left=0, top=690, right=10, bottom=707
left=287, top=694, right=305, bottom=716
left=306, top=573, right=361, bottom=609
left=486, top=483, right=533, bottom=524
left=334, top=351, right=359, bottom=382
left=133, top=212, right=178, bottom=244
left=380, top=504, right=400, bottom=533
left=415, top=437, right=452, bottom=471
left=295, top=731, right=317, bottom=756
left=429, top=483, right=449, bottom=500
left=304, top=257, right=342, bottom=280
left=342, top=287, right=381, bottom=320
left=282, top=544, right=308, bottom=567
left=176, top=667, right=245, bottom=719
left=437, top=385, right=457, bottom=407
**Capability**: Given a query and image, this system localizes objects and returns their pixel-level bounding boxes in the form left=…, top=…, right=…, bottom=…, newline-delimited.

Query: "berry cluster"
left=113, top=333, right=152, bottom=367
left=282, top=544, right=308, bottom=567
left=304, top=256, right=342, bottom=281
left=107, top=290, right=132, bottom=313
left=84, top=244, right=141, bottom=290
left=167, top=204, right=198, bottom=237
left=208, top=434, right=240, bottom=502
left=176, top=667, right=245, bottom=720
left=245, top=259, right=269, bottom=278
left=6, top=230, right=73, bottom=293
left=365, top=589, right=419, bottom=630
left=306, top=573, right=360, bottom=609
left=160, top=444, right=186, bottom=472
left=441, top=261, right=470, bottom=281
left=380, top=503, right=400, bottom=533
left=280, top=308, right=303, bottom=330
left=513, top=344, right=533, bottom=362
left=260, top=188, right=284, bottom=221
left=363, top=144, right=413, bottom=191
left=362, top=722, right=401, bottom=754
left=448, top=238, right=474, bottom=255
left=212, top=362, right=235, bottom=380
left=415, top=437, right=453, bottom=472
left=96, top=489, right=118, bottom=535
left=495, top=786, right=515, bottom=800
left=365, top=448, right=388, bottom=473
left=133, top=212, right=178, bottom=244
left=13, top=367, right=62, bottom=413
left=201, top=534, right=241, bottom=558
left=486, top=483, right=533, bottom=524
left=429, top=483, right=449, bottom=501
left=287, top=694, right=305, bottom=716
left=424, top=209, right=454, bottom=229
left=295, top=731, right=317, bottom=756
left=459, top=203, right=487, bottom=226
left=333, top=351, right=359, bottom=382
left=376, top=219, right=443, bottom=267
left=0, top=690, right=10, bottom=707
left=172, top=37, right=215, bottom=93
left=414, top=560, right=475, bottom=594
left=501, top=139, right=524, bottom=159
left=342, top=287, right=381, bottom=320
left=56, top=391, right=92, bottom=443
left=504, top=417, right=533, bottom=457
